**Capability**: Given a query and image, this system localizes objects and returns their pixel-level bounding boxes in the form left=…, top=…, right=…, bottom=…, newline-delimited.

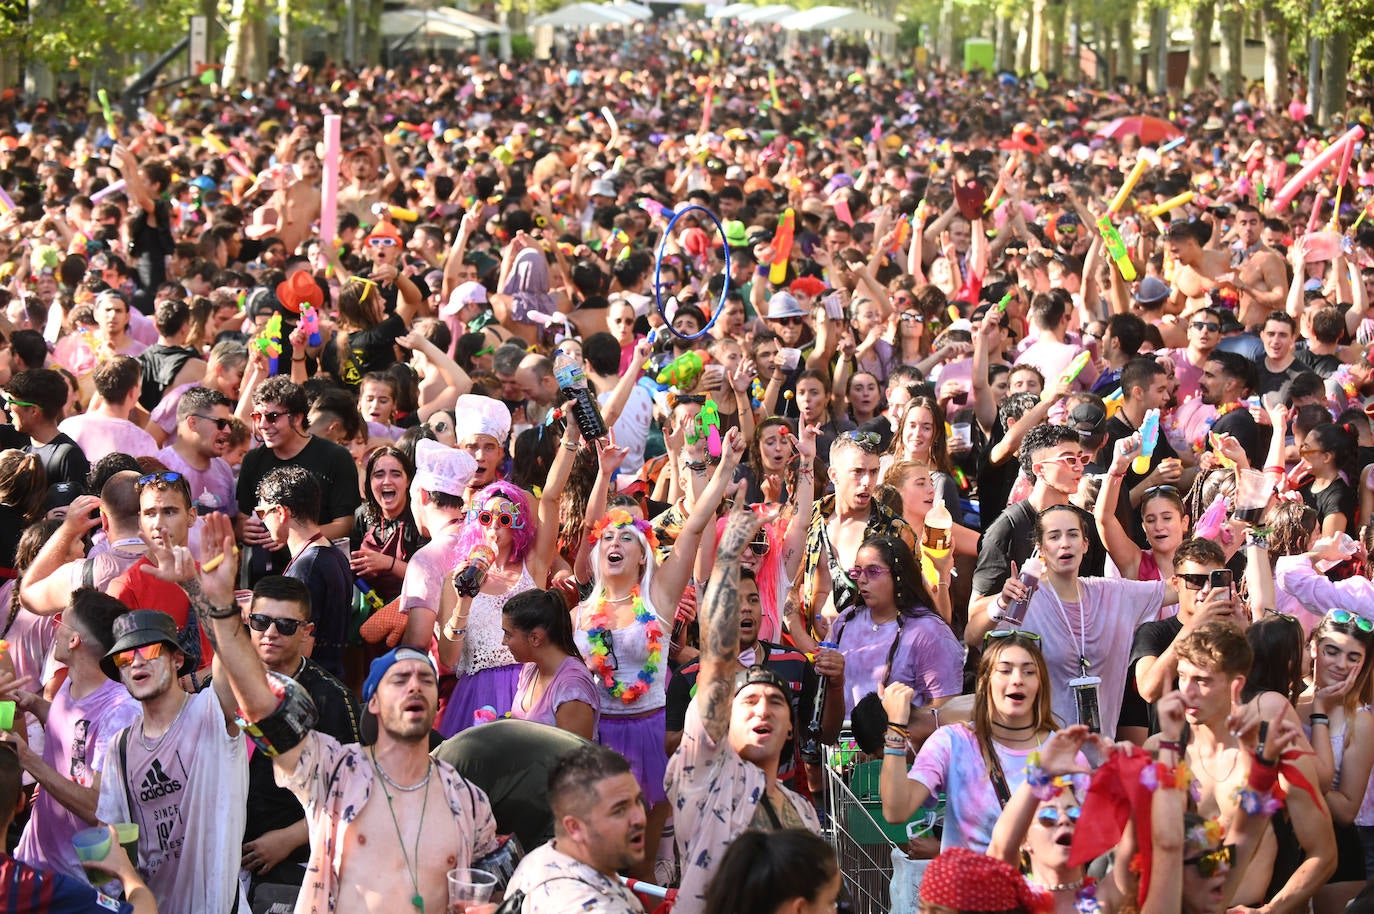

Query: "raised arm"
left=650, top=428, right=746, bottom=613
left=397, top=330, right=472, bottom=419
left=971, top=307, right=1001, bottom=434
left=694, top=506, right=764, bottom=743
left=1095, top=435, right=1146, bottom=580
left=987, top=726, right=1093, bottom=865
left=19, top=495, right=103, bottom=615
left=781, top=423, right=819, bottom=582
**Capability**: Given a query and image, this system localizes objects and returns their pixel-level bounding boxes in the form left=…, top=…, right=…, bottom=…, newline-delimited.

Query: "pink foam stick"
left=1270, top=126, right=1365, bottom=211
left=89, top=180, right=126, bottom=203
left=225, top=155, right=253, bottom=179
left=320, top=114, right=341, bottom=246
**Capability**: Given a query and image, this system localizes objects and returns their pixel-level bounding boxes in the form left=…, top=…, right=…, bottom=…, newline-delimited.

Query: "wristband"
left=1110, top=470, right=1127, bottom=478
left=442, top=623, right=467, bottom=640
left=883, top=748, right=907, bottom=757
left=1309, top=713, right=1330, bottom=727
left=1157, top=740, right=1183, bottom=756
left=292, top=355, right=306, bottom=362
left=561, top=440, right=578, bottom=452
left=988, top=598, right=1006, bottom=622
left=1245, top=527, right=1271, bottom=549
left=235, top=671, right=318, bottom=757
left=207, top=603, right=241, bottom=620
left=887, top=722, right=910, bottom=736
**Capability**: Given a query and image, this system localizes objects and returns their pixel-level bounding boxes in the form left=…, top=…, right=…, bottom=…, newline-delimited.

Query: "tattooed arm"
left=695, top=506, right=764, bottom=744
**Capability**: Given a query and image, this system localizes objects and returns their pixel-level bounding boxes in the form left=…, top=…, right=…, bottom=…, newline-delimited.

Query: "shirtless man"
left=197, top=513, right=498, bottom=914
left=1165, top=220, right=1237, bottom=317
left=1157, top=622, right=1335, bottom=914
left=273, top=126, right=322, bottom=252
left=337, top=137, right=401, bottom=227
left=1228, top=204, right=1288, bottom=328
left=802, top=431, right=915, bottom=633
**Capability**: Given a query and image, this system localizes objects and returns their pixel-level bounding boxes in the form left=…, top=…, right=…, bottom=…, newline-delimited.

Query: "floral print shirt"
left=278, top=731, right=498, bottom=914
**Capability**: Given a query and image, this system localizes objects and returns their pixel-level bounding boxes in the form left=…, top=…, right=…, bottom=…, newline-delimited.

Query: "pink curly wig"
left=452, top=480, right=536, bottom=563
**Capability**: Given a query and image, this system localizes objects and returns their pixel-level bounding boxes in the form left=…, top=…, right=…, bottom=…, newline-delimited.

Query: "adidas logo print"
left=138, top=760, right=182, bottom=802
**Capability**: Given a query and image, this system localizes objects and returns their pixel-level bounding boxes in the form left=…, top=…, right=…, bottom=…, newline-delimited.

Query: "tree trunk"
left=996, top=11, right=1016, bottom=72
left=1217, top=1, right=1243, bottom=97
left=277, top=0, right=290, bottom=67
left=1028, top=0, right=1046, bottom=72
left=1048, top=0, right=1067, bottom=75
left=1116, top=6, right=1134, bottom=87
left=1319, top=28, right=1348, bottom=123
left=1261, top=0, right=1288, bottom=106
left=1147, top=4, right=1168, bottom=93
left=1187, top=0, right=1214, bottom=92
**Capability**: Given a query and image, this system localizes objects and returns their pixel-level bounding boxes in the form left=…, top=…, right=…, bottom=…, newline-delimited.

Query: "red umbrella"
left=1095, top=115, right=1184, bottom=144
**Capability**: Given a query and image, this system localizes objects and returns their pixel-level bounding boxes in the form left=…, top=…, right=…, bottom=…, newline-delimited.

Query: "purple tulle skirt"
left=598, top=709, right=669, bottom=807
left=440, top=664, right=522, bottom=737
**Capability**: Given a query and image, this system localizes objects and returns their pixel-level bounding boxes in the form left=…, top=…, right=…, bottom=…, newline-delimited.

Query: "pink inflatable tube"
left=1271, top=126, right=1365, bottom=210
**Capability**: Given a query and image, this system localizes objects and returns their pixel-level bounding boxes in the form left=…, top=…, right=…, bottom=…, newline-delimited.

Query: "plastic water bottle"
left=922, top=495, right=953, bottom=557
left=1002, top=554, right=1044, bottom=626
left=554, top=349, right=608, bottom=441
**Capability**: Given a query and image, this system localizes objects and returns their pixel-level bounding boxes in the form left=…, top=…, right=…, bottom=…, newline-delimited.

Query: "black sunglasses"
left=248, top=614, right=305, bottom=635
left=192, top=413, right=232, bottom=431
left=1176, top=573, right=1210, bottom=591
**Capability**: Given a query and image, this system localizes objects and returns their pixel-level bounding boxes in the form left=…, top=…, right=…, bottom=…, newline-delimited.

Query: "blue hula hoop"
left=654, top=203, right=731, bottom=341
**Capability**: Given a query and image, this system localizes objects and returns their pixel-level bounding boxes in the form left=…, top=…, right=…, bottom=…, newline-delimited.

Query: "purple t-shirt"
left=1161, top=347, right=1206, bottom=400
left=15, top=679, right=141, bottom=878
left=831, top=608, right=964, bottom=716
left=156, top=447, right=238, bottom=517
left=150, top=382, right=194, bottom=437
left=509, top=656, right=601, bottom=737
left=1010, top=577, right=1165, bottom=740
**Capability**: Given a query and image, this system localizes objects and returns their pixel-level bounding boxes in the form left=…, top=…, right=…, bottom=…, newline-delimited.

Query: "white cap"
left=412, top=439, right=477, bottom=497
left=441, top=281, right=488, bottom=318
left=452, top=394, right=512, bottom=446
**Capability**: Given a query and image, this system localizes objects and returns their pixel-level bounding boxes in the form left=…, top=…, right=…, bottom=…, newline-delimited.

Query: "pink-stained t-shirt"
left=57, top=413, right=158, bottom=460
left=15, top=678, right=141, bottom=878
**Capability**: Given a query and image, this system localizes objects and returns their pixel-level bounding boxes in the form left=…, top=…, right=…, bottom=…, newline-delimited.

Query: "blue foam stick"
left=654, top=203, right=731, bottom=341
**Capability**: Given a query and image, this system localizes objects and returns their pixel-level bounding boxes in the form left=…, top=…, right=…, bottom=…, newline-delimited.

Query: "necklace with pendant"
left=372, top=748, right=431, bottom=910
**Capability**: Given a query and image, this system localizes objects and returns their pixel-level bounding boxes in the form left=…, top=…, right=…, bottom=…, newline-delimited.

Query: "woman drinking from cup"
left=502, top=589, right=599, bottom=740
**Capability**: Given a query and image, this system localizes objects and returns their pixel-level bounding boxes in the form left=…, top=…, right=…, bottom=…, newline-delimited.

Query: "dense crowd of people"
left=1, top=15, right=1374, bottom=914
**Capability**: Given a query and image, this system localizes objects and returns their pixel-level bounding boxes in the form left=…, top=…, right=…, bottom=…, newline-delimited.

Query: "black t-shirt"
left=320, top=312, right=406, bottom=388
left=971, top=500, right=1107, bottom=598
left=30, top=433, right=90, bottom=489
left=1295, top=347, right=1342, bottom=379
left=285, top=542, right=354, bottom=679
left=1255, top=359, right=1304, bottom=399
left=1096, top=413, right=1181, bottom=549
left=974, top=417, right=1019, bottom=533
left=1127, top=615, right=1184, bottom=736
left=243, top=658, right=360, bottom=875
left=137, top=344, right=199, bottom=410
left=1210, top=408, right=1269, bottom=471
left=237, top=437, right=362, bottom=583
left=1299, top=478, right=1358, bottom=531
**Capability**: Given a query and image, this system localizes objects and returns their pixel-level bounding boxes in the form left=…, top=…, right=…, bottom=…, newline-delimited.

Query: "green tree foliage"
left=0, top=0, right=200, bottom=75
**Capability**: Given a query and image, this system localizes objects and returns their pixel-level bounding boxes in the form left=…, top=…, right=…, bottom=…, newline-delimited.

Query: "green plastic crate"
left=844, top=760, right=941, bottom=845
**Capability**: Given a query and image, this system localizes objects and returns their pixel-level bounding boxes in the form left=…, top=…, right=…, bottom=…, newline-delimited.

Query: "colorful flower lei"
left=1184, top=817, right=1225, bottom=855
left=1192, top=401, right=1243, bottom=455
left=589, top=508, right=660, bottom=552
left=586, top=587, right=663, bottom=705
left=1139, top=759, right=1192, bottom=792
left=1073, top=878, right=1102, bottom=914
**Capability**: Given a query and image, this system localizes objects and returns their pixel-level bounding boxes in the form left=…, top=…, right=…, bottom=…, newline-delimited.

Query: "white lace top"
left=458, top=564, right=533, bottom=675
left=573, top=590, right=668, bottom=715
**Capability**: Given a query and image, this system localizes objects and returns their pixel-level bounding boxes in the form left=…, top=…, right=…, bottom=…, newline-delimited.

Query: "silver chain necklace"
left=138, top=692, right=190, bottom=753
left=372, top=748, right=433, bottom=792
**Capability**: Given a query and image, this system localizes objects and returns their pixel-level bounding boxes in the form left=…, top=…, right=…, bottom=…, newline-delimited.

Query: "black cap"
left=1068, top=402, right=1107, bottom=439
left=734, top=665, right=793, bottom=702
left=101, top=610, right=194, bottom=680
